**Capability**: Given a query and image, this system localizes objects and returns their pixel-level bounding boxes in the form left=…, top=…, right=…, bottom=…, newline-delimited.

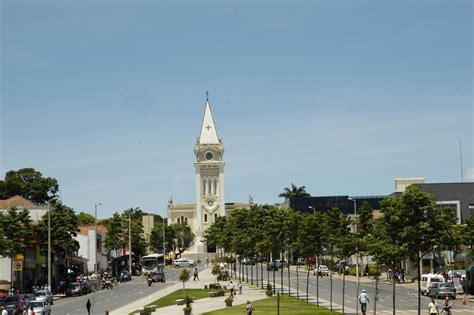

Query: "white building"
left=75, top=225, right=110, bottom=273
left=167, top=96, right=251, bottom=255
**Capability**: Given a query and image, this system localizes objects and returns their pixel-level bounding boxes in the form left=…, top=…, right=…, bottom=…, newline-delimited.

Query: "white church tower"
left=193, top=95, right=225, bottom=254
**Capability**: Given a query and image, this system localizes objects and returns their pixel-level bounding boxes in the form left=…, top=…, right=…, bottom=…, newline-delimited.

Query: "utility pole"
left=162, top=218, right=166, bottom=266
left=128, top=214, right=132, bottom=276
left=94, top=203, right=102, bottom=274
left=47, top=201, right=51, bottom=290
left=459, top=139, right=464, bottom=182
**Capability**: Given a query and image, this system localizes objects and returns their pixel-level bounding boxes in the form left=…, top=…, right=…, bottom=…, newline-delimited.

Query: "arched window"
left=177, top=218, right=180, bottom=224
left=185, top=217, right=188, bottom=223
left=214, top=213, right=218, bottom=222
left=204, top=214, right=208, bottom=223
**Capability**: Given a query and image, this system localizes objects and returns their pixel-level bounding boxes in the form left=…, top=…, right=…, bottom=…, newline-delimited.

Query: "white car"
left=314, top=265, right=330, bottom=277
left=174, top=257, right=195, bottom=268
left=28, top=299, right=51, bottom=315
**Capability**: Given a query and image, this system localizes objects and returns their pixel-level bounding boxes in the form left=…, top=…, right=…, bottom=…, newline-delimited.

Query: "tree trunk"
left=330, top=254, right=333, bottom=311
left=256, top=261, right=258, bottom=287
left=356, top=253, right=360, bottom=315
left=287, top=250, right=291, bottom=296
left=417, top=252, right=421, bottom=315
left=316, top=262, right=319, bottom=306
left=280, top=252, right=284, bottom=294
left=296, top=263, right=299, bottom=299
left=306, top=266, right=310, bottom=303
left=342, top=258, right=346, bottom=314
left=261, top=261, right=264, bottom=289
left=374, top=263, right=379, bottom=315
left=392, top=265, right=396, bottom=315
left=251, top=262, right=254, bottom=285
left=273, top=268, right=276, bottom=294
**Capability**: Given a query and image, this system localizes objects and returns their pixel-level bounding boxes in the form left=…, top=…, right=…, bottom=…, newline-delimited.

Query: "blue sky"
left=1, top=0, right=472, bottom=219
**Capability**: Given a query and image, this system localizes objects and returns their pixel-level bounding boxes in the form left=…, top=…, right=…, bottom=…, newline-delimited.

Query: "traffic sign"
left=13, top=260, right=23, bottom=271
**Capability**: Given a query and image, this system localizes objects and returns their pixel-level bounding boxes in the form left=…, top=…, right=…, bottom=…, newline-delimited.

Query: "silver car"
left=34, top=289, right=53, bottom=305
left=28, top=299, right=51, bottom=315
left=173, top=257, right=195, bottom=268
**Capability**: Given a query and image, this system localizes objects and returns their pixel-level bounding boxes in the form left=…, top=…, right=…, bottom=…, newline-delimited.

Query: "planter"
left=266, top=290, right=273, bottom=297
left=183, top=306, right=192, bottom=315
left=225, top=298, right=234, bottom=307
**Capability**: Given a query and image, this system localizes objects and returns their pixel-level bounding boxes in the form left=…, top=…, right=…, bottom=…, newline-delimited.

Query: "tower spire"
left=198, top=95, right=220, bottom=144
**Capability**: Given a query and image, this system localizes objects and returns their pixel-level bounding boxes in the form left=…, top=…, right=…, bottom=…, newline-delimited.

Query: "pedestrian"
left=205, top=256, right=209, bottom=268
left=193, top=267, right=199, bottom=281
left=428, top=297, right=438, bottom=315
left=238, top=280, right=242, bottom=295
left=2, top=307, right=7, bottom=315
left=441, top=296, right=453, bottom=315
left=229, top=281, right=235, bottom=298
left=358, top=289, right=369, bottom=315
left=365, top=264, right=369, bottom=276
left=28, top=306, right=35, bottom=315
left=246, top=301, right=254, bottom=315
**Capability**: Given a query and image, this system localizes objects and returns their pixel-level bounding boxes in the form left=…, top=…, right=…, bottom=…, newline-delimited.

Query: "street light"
left=308, top=206, right=315, bottom=215
left=94, top=203, right=102, bottom=274
left=348, top=197, right=359, bottom=315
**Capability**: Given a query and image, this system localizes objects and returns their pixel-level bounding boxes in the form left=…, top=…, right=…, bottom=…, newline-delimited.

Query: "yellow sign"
left=15, top=253, right=24, bottom=260
left=13, top=260, right=23, bottom=271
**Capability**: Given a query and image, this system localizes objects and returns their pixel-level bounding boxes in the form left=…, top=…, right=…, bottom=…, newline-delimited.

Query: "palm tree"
left=278, top=183, right=311, bottom=200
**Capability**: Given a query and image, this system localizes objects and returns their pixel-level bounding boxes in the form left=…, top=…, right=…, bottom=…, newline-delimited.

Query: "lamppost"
left=47, top=201, right=51, bottom=291
left=308, top=206, right=315, bottom=215
left=348, top=197, right=359, bottom=315
left=129, top=214, right=132, bottom=276
left=94, top=203, right=102, bottom=274
left=162, top=218, right=166, bottom=266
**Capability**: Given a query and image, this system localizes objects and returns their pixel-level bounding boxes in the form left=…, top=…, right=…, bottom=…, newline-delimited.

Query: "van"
left=421, top=274, right=445, bottom=295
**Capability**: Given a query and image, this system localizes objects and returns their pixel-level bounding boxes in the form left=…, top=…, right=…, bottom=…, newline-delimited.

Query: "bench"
left=176, top=299, right=186, bottom=305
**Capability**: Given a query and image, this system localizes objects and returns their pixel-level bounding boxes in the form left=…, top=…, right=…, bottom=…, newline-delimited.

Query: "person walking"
left=441, top=296, right=453, bottom=315
left=246, top=301, right=254, bottom=315
left=358, top=289, right=369, bottom=315
left=205, top=256, right=209, bottom=268
left=229, top=281, right=235, bottom=298
left=27, top=306, right=35, bottom=315
left=193, top=268, right=199, bottom=281
left=238, top=280, right=242, bottom=295
left=2, top=308, right=8, bottom=315
left=428, top=298, right=439, bottom=315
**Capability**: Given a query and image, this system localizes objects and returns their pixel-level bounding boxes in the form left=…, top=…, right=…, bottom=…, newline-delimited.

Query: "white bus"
left=141, top=253, right=165, bottom=274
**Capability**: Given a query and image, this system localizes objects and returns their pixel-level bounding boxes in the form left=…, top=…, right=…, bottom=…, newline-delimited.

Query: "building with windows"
left=167, top=97, right=251, bottom=255
left=75, top=225, right=110, bottom=274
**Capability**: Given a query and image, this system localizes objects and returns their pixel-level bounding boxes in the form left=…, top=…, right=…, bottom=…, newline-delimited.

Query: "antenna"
left=459, top=139, right=464, bottom=182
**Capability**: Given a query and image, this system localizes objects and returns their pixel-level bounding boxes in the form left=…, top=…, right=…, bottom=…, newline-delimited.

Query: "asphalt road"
left=237, top=264, right=473, bottom=314
left=51, top=268, right=181, bottom=315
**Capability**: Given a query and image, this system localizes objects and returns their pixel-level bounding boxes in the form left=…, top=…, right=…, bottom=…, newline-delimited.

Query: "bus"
left=141, top=253, right=165, bottom=274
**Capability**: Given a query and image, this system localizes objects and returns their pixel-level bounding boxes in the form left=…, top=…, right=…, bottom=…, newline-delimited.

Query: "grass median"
left=202, top=294, right=341, bottom=315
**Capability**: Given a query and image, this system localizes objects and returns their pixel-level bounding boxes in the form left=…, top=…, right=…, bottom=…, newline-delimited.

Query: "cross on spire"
left=206, top=124, right=212, bottom=130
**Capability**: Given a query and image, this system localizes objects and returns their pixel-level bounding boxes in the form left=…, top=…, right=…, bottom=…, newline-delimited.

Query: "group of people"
left=386, top=268, right=406, bottom=283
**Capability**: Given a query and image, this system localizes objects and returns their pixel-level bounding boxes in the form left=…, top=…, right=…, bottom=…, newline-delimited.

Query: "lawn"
left=129, top=288, right=214, bottom=314
left=202, top=295, right=341, bottom=315
left=146, top=288, right=212, bottom=308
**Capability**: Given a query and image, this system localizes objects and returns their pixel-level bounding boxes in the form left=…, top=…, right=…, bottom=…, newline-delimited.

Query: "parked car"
left=1, top=295, right=27, bottom=314
left=28, top=299, right=52, bottom=315
left=314, top=265, right=330, bottom=277
left=242, top=257, right=256, bottom=265
left=428, top=282, right=456, bottom=300
left=65, top=282, right=87, bottom=296
left=421, top=273, right=445, bottom=296
left=150, top=270, right=166, bottom=283
left=174, top=257, right=195, bottom=268
left=34, top=289, right=53, bottom=305
left=267, top=261, right=279, bottom=271
left=20, top=293, right=35, bottom=303
left=275, top=260, right=287, bottom=268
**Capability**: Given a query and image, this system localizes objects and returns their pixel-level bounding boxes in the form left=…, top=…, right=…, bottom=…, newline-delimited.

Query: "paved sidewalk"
left=110, top=267, right=267, bottom=315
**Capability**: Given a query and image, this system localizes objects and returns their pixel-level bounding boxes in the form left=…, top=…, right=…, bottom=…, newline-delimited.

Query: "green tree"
left=170, top=222, right=195, bottom=259
left=295, top=212, right=328, bottom=304
left=396, top=186, right=457, bottom=315
left=104, top=212, right=126, bottom=256
left=149, top=222, right=175, bottom=255
left=278, top=183, right=310, bottom=200
left=0, top=168, right=58, bottom=204
left=36, top=201, right=80, bottom=254
left=122, top=208, right=148, bottom=257
left=0, top=207, right=33, bottom=258
left=179, top=268, right=190, bottom=290
left=77, top=212, right=96, bottom=226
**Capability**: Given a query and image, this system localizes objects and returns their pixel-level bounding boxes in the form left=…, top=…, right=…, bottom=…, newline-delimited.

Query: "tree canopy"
left=0, top=168, right=58, bottom=204
left=77, top=212, right=96, bottom=226
left=278, top=183, right=310, bottom=200
left=0, top=207, right=33, bottom=257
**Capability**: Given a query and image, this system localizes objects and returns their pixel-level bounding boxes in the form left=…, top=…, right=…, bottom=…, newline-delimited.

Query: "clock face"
left=208, top=200, right=214, bottom=207
left=205, top=151, right=214, bottom=160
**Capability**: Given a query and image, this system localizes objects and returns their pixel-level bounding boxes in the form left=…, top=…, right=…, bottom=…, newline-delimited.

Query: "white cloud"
left=466, top=168, right=474, bottom=181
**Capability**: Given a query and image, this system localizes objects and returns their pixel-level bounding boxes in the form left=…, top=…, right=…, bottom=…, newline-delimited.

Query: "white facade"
left=193, top=98, right=225, bottom=254
left=76, top=226, right=110, bottom=273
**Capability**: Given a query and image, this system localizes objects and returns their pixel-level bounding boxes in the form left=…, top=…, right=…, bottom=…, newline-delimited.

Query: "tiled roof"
left=0, top=195, right=36, bottom=209
left=78, top=225, right=109, bottom=236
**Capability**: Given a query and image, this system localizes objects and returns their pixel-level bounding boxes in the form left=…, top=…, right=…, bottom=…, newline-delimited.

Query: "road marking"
left=74, top=309, right=81, bottom=312
left=113, top=295, right=118, bottom=298
left=96, top=301, right=102, bottom=304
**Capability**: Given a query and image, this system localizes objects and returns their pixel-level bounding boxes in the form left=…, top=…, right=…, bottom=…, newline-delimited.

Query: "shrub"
left=225, top=297, right=233, bottom=306
left=266, top=290, right=273, bottom=297
left=197, top=258, right=202, bottom=264
left=143, top=307, right=153, bottom=315
left=218, top=289, right=225, bottom=296
left=185, top=295, right=193, bottom=307
left=266, top=284, right=272, bottom=291
left=209, top=283, right=222, bottom=290
left=183, top=306, right=192, bottom=315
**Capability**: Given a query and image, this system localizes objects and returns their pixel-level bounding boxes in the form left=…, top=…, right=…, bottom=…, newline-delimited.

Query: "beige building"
left=167, top=97, right=251, bottom=255
left=394, top=177, right=426, bottom=192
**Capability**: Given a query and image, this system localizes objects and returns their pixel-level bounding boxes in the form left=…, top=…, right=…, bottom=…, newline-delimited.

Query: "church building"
left=167, top=96, right=252, bottom=255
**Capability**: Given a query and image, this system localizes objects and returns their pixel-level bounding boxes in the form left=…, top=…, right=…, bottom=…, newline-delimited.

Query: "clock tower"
left=194, top=96, right=225, bottom=254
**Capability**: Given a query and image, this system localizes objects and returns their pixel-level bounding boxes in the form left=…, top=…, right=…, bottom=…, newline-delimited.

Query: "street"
left=51, top=269, right=181, bottom=315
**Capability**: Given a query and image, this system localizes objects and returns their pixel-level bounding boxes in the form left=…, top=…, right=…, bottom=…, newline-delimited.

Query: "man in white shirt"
left=358, top=289, right=370, bottom=315
left=2, top=308, right=8, bottom=315
left=428, top=298, right=438, bottom=315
